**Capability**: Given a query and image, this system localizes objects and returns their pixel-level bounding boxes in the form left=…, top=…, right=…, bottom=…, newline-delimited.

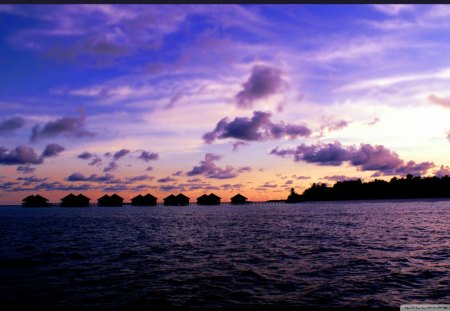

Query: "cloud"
left=428, top=94, right=450, bottom=108
left=367, top=117, right=380, bottom=126
left=42, top=143, right=65, bottom=157
left=16, top=165, right=36, bottom=174
left=221, top=183, right=242, bottom=190
left=235, top=65, right=286, bottom=108
left=164, top=90, right=184, bottom=109
left=138, top=151, right=159, bottom=162
left=0, top=145, right=43, bottom=165
left=186, top=153, right=238, bottom=179
left=126, top=175, right=154, bottom=182
left=146, top=166, right=153, bottom=171
left=435, top=165, right=450, bottom=177
left=78, top=151, right=102, bottom=166
left=0, top=117, right=24, bottom=134
left=159, top=184, right=180, bottom=192
left=17, top=175, right=48, bottom=186
left=372, top=4, right=414, bottom=16
left=78, top=151, right=94, bottom=159
left=67, top=172, right=118, bottom=183
left=203, top=111, right=311, bottom=143
left=157, top=176, right=178, bottom=183
left=319, top=119, right=349, bottom=136
left=258, top=182, right=278, bottom=188
left=187, top=178, right=202, bottom=183
left=30, top=112, right=95, bottom=142
left=271, top=141, right=434, bottom=176
left=385, top=161, right=435, bottom=176
left=172, top=170, right=183, bottom=176
left=32, top=182, right=94, bottom=192
left=113, top=148, right=130, bottom=160
left=66, top=172, right=153, bottom=186
left=232, top=141, right=249, bottom=152
left=292, top=174, right=311, bottom=180
left=238, top=166, right=252, bottom=173
left=103, top=161, right=118, bottom=172
left=323, top=175, right=361, bottom=182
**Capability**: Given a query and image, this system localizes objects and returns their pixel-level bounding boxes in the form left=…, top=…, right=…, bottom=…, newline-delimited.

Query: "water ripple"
left=1, top=201, right=450, bottom=308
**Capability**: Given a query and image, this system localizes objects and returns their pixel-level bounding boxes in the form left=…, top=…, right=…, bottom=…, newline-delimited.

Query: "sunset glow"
left=2, top=4, right=450, bottom=204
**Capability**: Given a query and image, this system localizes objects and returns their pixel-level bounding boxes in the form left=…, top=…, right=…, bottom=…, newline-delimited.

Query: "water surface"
left=1, top=201, right=449, bottom=309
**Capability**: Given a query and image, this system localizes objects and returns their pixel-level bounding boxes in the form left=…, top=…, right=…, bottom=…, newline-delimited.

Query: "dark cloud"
left=126, top=175, right=154, bottom=182
left=16, top=165, right=36, bottom=174
left=186, top=153, right=238, bottom=179
left=35, top=182, right=93, bottom=192
left=292, top=174, right=311, bottom=180
left=0, top=181, right=20, bottom=191
left=138, top=151, right=159, bottom=162
left=159, top=184, right=180, bottom=192
left=258, top=182, right=278, bottom=188
left=67, top=172, right=117, bottom=183
left=157, top=176, right=178, bottom=183
left=77, top=151, right=102, bottom=166
left=4, top=181, right=94, bottom=192
left=113, top=149, right=130, bottom=160
left=0, top=117, right=24, bottom=134
left=78, top=151, right=94, bottom=159
left=323, top=175, right=361, bottom=182
left=172, top=171, right=183, bottom=176
left=17, top=175, right=48, bottom=186
left=31, top=113, right=95, bottom=142
left=235, top=65, right=285, bottom=108
left=271, top=141, right=434, bottom=176
left=285, top=180, right=293, bottom=185
left=203, top=111, right=311, bottom=144
left=42, top=143, right=65, bottom=158
left=67, top=172, right=153, bottom=185
left=146, top=166, right=153, bottom=171
left=0, top=145, right=43, bottom=165
left=187, top=178, right=202, bottom=183
left=104, top=161, right=118, bottom=172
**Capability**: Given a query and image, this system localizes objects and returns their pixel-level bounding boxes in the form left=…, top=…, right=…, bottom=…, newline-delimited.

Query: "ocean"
left=1, top=201, right=449, bottom=309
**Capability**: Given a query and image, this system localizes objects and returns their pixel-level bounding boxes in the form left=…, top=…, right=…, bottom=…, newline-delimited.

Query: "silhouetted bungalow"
left=131, top=194, right=144, bottom=206
left=77, top=194, right=90, bottom=207
left=208, top=193, right=221, bottom=205
left=197, top=193, right=221, bottom=205
left=176, top=193, right=190, bottom=206
left=97, top=194, right=123, bottom=207
left=163, top=194, right=177, bottom=206
left=22, top=194, right=49, bottom=207
left=60, top=193, right=90, bottom=207
left=131, top=193, right=157, bottom=206
left=230, top=193, right=247, bottom=205
left=197, top=194, right=209, bottom=205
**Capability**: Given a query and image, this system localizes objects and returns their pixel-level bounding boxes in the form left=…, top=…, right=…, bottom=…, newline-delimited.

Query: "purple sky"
left=1, top=4, right=450, bottom=204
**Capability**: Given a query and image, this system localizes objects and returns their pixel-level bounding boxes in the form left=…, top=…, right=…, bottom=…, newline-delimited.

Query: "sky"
left=2, top=4, right=450, bottom=204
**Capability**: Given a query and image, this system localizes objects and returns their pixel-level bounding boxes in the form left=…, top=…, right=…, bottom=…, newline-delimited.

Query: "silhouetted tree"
left=288, top=175, right=450, bottom=202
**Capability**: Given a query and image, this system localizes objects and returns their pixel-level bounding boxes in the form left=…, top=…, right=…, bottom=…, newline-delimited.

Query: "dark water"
left=1, top=201, right=450, bottom=309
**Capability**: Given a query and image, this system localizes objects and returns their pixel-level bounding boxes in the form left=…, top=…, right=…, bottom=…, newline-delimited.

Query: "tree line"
left=287, top=174, right=450, bottom=202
